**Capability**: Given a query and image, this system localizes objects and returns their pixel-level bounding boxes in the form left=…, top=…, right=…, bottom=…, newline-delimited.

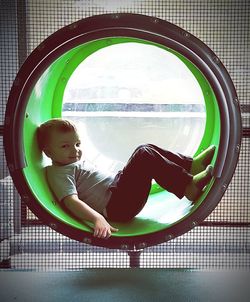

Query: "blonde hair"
left=37, top=118, right=77, bottom=151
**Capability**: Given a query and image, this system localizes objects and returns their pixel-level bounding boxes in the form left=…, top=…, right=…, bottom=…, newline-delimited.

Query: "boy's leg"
left=135, top=144, right=193, bottom=198
left=145, top=144, right=214, bottom=197
left=145, top=144, right=193, bottom=172
left=146, top=144, right=216, bottom=175
left=106, top=147, right=153, bottom=222
left=106, top=144, right=192, bottom=222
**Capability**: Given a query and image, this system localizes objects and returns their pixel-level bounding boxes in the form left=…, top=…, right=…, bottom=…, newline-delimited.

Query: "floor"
left=0, top=269, right=249, bottom=302
left=2, top=225, right=249, bottom=301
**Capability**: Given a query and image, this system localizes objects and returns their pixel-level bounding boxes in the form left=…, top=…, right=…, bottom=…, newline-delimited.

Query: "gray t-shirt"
left=46, top=160, right=115, bottom=214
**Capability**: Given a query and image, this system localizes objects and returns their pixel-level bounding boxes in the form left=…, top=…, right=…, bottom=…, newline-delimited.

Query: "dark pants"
left=106, top=144, right=193, bottom=222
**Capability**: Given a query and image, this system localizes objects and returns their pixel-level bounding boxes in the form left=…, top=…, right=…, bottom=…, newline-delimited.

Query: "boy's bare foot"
left=190, top=145, right=216, bottom=175
left=185, top=165, right=213, bottom=202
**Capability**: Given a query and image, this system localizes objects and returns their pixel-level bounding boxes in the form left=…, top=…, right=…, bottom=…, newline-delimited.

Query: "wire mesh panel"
left=207, top=138, right=250, bottom=223
left=0, top=0, right=249, bottom=270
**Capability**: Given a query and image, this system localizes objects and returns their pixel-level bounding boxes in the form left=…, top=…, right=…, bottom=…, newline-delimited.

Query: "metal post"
left=127, top=250, right=142, bottom=268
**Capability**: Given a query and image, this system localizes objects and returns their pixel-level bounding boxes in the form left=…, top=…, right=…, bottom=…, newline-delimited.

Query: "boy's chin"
left=67, top=157, right=81, bottom=164
left=53, top=158, right=80, bottom=166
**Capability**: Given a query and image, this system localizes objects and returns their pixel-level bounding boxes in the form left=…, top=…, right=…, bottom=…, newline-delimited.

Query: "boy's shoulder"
left=46, top=161, right=78, bottom=174
left=47, top=160, right=92, bottom=173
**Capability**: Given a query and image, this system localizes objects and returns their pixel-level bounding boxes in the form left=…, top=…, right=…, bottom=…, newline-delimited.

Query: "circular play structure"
left=4, top=13, right=242, bottom=250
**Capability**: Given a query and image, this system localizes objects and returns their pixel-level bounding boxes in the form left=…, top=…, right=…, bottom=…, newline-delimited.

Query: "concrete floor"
left=0, top=269, right=249, bottom=302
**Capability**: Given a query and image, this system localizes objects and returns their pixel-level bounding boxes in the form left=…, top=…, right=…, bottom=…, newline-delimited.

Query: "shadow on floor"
left=0, top=269, right=249, bottom=302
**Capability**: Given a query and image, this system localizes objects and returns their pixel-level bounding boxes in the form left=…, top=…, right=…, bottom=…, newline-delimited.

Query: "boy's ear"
left=43, top=146, right=52, bottom=158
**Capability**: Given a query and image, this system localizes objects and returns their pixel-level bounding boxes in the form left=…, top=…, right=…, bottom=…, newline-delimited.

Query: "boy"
left=37, top=118, right=215, bottom=239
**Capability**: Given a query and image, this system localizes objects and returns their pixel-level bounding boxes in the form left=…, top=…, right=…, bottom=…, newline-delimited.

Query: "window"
left=63, top=42, right=205, bottom=173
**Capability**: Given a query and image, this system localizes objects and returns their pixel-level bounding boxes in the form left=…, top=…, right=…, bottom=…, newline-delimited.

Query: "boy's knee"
left=133, top=144, right=155, bottom=164
left=135, top=144, right=151, bottom=153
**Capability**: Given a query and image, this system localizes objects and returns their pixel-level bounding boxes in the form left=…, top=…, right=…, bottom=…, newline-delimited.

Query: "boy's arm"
left=62, top=194, right=119, bottom=239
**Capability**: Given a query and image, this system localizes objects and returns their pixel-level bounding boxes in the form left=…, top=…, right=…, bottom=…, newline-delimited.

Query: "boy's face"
left=45, top=129, right=82, bottom=165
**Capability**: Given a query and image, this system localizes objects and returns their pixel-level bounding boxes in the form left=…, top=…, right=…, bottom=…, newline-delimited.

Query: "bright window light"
left=63, top=42, right=206, bottom=173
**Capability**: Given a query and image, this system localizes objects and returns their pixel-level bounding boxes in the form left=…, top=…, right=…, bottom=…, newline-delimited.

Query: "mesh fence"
left=0, top=0, right=249, bottom=270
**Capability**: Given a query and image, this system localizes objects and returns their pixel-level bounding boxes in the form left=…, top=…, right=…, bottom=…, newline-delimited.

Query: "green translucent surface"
left=23, top=37, right=220, bottom=237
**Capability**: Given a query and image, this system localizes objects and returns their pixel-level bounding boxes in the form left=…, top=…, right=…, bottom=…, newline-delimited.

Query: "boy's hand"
left=93, top=215, right=119, bottom=239
left=62, top=195, right=118, bottom=239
